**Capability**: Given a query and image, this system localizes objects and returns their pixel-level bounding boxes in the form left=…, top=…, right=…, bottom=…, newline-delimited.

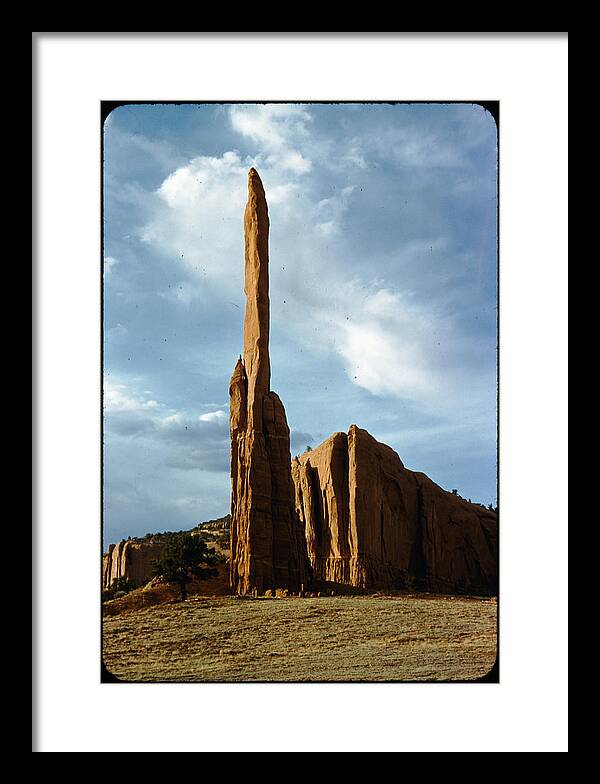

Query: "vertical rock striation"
left=227, top=169, right=496, bottom=597
left=102, top=539, right=166, bottom=590
left=229, top=169, right=310, bottom=595
left=292, top=426, right=498, bottom=596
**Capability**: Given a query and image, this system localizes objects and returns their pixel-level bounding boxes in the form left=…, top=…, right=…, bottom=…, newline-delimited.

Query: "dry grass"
left=102, top=564, right=230, bottom=617
left=103, top=594, right=497, bottom=682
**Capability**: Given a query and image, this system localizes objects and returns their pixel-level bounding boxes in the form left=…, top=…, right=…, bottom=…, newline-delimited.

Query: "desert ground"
left=102, top=593, right=497, bottom=682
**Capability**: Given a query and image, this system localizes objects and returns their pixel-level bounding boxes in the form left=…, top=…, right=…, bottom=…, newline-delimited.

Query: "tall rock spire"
left=229, top=169, right=311, bottom=595
left=243, top=168, right=271, bottom=421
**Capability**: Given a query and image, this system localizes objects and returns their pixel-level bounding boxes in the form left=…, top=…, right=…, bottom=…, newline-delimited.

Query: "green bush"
left=151, top=532, right=219, bottom=601
left=102, top=576, right=137, bottom=602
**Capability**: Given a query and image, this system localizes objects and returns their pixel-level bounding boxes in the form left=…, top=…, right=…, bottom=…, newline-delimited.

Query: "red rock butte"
left=229, top=169, right=497, bottom=596
left=102, top=539, right=165, bottom=590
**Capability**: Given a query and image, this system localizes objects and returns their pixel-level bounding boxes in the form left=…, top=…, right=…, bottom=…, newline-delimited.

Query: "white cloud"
left=104, top=256, right=119, bottom=274
left=104, top=381, right=140, bottom=411
left=139, top=151, right=249, bottom=297
left=369, top=124, right=465, bottom=169
left=135, top=106, right=370, bottom=309
left=279, top=271, right=488, bottom=414
left=138, top=149, right=313, bottom=302
left=157, top=150, right=245, bottom=210
left=134, top=105, right=488, bottom=421
left=304, top=283, right=438, bottom=399
left=315, top=186, right=354, bottom=236
left=316, top=221, right=336, bottom=237
left=230, top=105, right=313, bottom=174
left=198, top=409, right=227, bottom=423
left=230, top=104, right=311, bottom=147
left=343, top=144, right=368, bottom=170
left=277, top=150, right=312, bottom=174
left=104, top=380, right=164, bottom=413
left=105, top=379, right=230, bottom=474
left=268, top=182, right=298, bottom=204
left=114, top=129, right=182, bottom=171
left=106, top=380, right=229, bottom=433
left=337, top=319, right=432, bottom=397
left=159, top=412, right=184, bottom=427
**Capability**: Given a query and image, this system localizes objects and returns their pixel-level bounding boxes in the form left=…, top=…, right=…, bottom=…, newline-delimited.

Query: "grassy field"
left=103, top=594, right=497, bottom=682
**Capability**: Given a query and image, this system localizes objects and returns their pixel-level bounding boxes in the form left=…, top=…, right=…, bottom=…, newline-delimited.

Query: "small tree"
left=102, top=576, right=137, bottom=603
left=306, top=445, right=312, bottom=452
left=151, top=532, right=218, bottom=601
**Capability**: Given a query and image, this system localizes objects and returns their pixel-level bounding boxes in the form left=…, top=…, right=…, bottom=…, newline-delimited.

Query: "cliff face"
left=226, top=169, right=496, bottom=597
left=102, top=540, right=166, bottom=590
left=292, top=426, right=497, bottom=596
left=229, top=169, right=311, bottom=595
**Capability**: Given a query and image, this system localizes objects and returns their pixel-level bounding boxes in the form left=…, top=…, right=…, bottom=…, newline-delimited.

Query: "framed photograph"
left=101, top=101, right=499, bottom=683
left=34, top=33, right=568, bottom=753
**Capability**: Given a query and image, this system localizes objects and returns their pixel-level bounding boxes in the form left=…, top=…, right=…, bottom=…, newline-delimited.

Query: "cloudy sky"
left=103, top=102, right=497, bottom=547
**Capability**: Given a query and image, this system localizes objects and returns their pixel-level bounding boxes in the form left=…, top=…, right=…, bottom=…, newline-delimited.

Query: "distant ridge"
left=103, top=514, right=230, bottom=589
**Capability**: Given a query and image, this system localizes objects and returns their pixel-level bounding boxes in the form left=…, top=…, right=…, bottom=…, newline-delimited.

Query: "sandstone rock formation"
left=194, top=514, right=230, bottom=534
left=229, top=169, right=311, bottom=595
left=292, top=426, right=497, bottom=596
left=227, top=169, right=496, bottom=597
left=102, top=539, right=166, bottom=590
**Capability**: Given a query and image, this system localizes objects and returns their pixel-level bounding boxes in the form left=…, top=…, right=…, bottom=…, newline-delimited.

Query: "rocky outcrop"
left=229, top=169, right=311, bottom=595
left=102, top=539, right=166, bottom=590
left=227, top=169, right=496, bottom=597
left=292, top=426, right=497, bottom=596
left=195, top=514, right=230, bottom=533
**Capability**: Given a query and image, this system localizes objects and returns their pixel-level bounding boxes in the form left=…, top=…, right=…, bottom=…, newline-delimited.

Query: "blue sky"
left=103, top=102, right=497, bottom=547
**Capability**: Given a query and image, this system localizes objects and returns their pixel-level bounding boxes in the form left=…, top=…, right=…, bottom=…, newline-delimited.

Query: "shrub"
left=102, top=576, right=137, bottom=602
left=151, top=532, right=219, bottom=601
